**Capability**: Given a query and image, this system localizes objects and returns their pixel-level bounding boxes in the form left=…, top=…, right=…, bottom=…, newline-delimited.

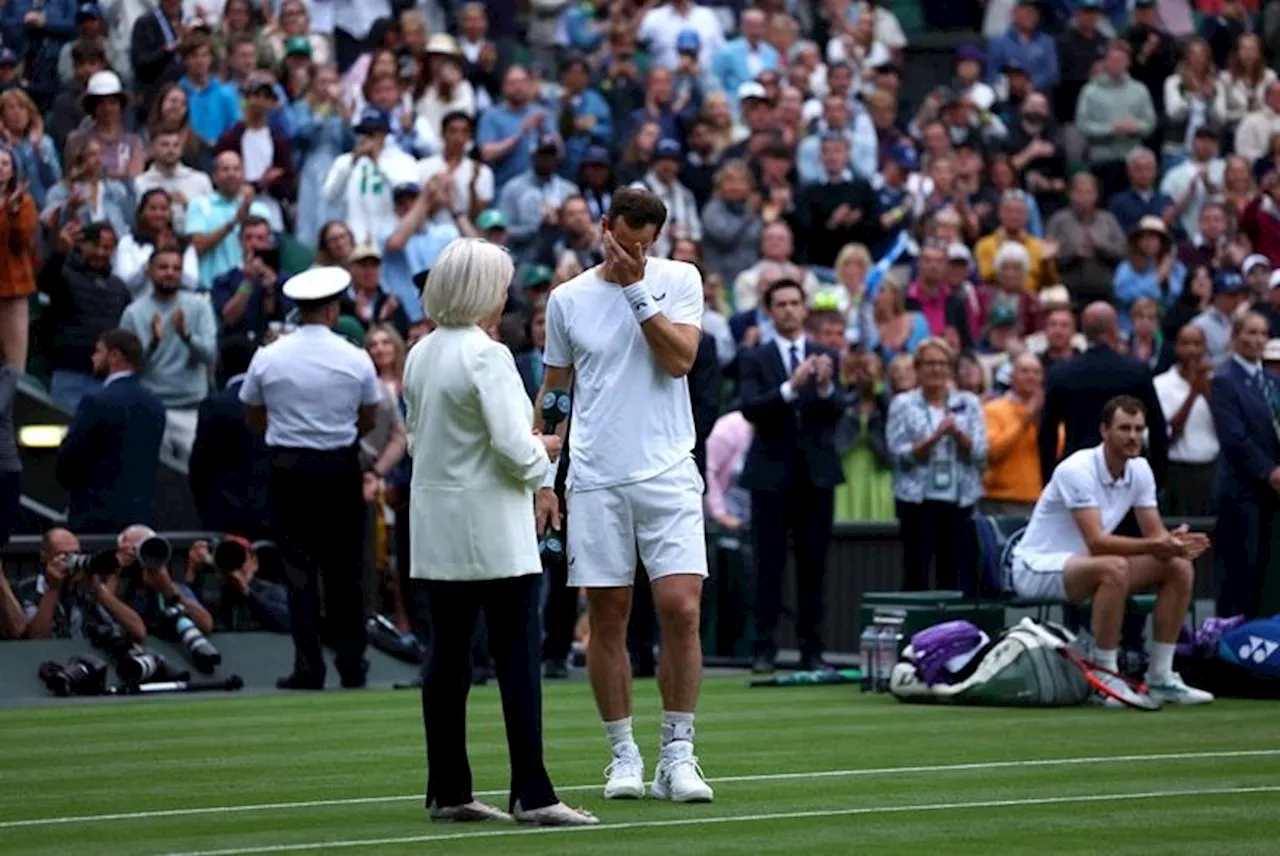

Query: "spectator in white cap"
left=723, top=82, right=775, bottom=157
left=67, top=70, right=146, bottom=180
left=1242, top=252, right=1272, bottom=299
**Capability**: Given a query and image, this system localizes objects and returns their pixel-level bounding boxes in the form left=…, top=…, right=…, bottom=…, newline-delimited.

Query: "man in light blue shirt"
left=117, top=246, right=218, bottom=464
left=498, top=135, right=579, bottom=264
left=476, top=65, right=556, bottom=192
left=185, top=150, right=272, bottom=289
left=380, top=181, right=458, bottom=332
left=178, top=34, right=241, bottom=145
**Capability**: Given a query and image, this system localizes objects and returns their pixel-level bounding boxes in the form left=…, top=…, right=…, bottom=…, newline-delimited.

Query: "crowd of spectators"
left=3, top=0, right=1280, bottom=645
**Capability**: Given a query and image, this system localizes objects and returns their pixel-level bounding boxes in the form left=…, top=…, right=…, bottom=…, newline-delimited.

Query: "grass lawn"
left=2, top=677, right=1278, bottom=855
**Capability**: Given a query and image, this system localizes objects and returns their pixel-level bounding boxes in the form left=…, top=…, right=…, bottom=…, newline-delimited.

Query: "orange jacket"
left=0, top=193, right=37, bottom=299
left=982, top=395, right=1043, bottom=504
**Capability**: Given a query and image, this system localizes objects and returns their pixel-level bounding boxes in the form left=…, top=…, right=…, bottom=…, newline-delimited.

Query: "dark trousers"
left=1163, top=461, right=1218, bottom=517
left=1093, top=160, right=1129, bottom=205
left=333, top=29, right=365, bottom=74
left=1214, top=494, right=1274, bottom=619
left=268, top=447, right=367, bottom=678
left=897, top=500, right=975, bottom=593
left=421, top=574, right=556, bottom=813
left=751, top=483, right=834, bottom=658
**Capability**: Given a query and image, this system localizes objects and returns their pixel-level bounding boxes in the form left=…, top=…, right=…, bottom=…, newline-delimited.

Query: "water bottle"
left=875, top=613, right=906, bottom=693
left=859, top=623, right=880, bottom=692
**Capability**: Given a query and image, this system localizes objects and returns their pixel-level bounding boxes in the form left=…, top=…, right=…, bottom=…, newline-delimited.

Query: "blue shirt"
left=377, top=222, right=457, bottom=325
left=211, top=267, right=293, bottom=339
left=1108, top=189, right=1174, bottom=234
left=985, top=29, right=1060, bottom=93
left=180, top=77, right=242, bottom=145
left=183, top=195, right=272, bottom=289
left=476, top=104, right=554, bottom=191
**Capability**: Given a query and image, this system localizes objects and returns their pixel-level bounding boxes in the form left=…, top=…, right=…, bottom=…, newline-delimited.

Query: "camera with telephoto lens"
left=135, top=535, right=172, bottom=571
left=64, top=550, right=120, bottom=577
left=115, top=643, right=189, bottom=685
left=38, top=655, right=109, bottom=697
left=161, top=602, right=221, bottom=674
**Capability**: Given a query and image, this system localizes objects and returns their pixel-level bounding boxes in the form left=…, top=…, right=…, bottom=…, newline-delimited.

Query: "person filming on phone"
left=1010, top=395, right=1213, bottom=706
left=210, top=216, right=287, bottom=339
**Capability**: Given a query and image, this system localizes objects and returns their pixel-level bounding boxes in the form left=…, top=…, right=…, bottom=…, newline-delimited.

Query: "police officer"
left=239, top=267, right=383, bottom=690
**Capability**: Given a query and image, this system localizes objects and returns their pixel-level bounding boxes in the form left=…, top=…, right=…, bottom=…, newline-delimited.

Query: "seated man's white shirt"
left=1013, top=445, right=1158, bottom=574
left=543, top=257, right=703, bottom=492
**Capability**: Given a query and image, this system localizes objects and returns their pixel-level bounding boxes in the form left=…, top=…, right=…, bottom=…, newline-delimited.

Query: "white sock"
left=1147, top=642, right=1176, bottom=684
left=660, top=710, right=694, bottom=748
left=1095, top=648, right=1119, bottom=672
left=604, top=717, right=635, bottom=753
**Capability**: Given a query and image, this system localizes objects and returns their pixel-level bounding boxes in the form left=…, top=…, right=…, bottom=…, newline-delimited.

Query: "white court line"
left=3, top=748, right=1277, bottom=830
left=161, top=785, right=1280, bottom=856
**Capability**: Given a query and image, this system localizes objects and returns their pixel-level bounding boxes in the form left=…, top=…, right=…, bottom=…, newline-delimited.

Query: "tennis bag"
left=1175, top=616, right=1280, bottom=699
left=890, top=618, right=1092, bottom=707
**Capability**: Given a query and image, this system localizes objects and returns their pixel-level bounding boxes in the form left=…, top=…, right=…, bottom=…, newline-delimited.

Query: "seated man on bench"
left=1010, top=395, right=1214, bottom=705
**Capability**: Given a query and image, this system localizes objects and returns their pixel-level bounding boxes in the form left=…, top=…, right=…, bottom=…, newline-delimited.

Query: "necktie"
left=789, top=344, right=800, bottom=374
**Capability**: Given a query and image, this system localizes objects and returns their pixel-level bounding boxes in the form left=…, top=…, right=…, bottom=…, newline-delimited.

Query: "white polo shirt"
left=1153, top=367, right=1219, bottom=464
left=1013, top=445, right=1158, bottom=562
left=544, top=257, right=703, bottom=492
left=239, top=324, right=382, bottom=450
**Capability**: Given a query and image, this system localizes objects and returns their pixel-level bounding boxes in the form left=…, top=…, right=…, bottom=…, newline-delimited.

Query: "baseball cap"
left=1243, top=253, right=1271, bottom=276
left=392, top=182, right=421, bottom=199
left=1214, top=269, right=1247, bottom=295
left=581, top=145, right=610, bottom=166
left=476, top=209, right=507, bottom=231
left=947, top=243, right=972, bottom=264
left=1270, top=270, right=1280, bottom=290
left=76, top=3, right=103, bottom=20
left=242, top=72, right=278, bottom=98
left=0, top=48, right=17, bottom=68
left=889, top=142, right=919, bottom=171
left=955, top=44, right=984, bottom=65
left=1038, top=284, right=1071, bottom=308
left=675, top=29, right=700, bottom=55
left=988, top=303, right=1018, bottom=329
left=737, top=81, right=770, bottom=103
left=284, top=35, right=312, bottom=57
left=1003, top=58, right=1029, bottom=75
left=85, top=69, right=123, bottom=97
left=522, top=265, right=553, bottom=289
left=654, top=138, right=682, bottom=160
left=354, top=106, right=390, bottom=135
left=349, top=244, right=383, bottom=264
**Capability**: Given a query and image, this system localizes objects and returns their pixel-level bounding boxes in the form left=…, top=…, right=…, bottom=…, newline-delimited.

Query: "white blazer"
left=402, top=326, right=549, bottom=581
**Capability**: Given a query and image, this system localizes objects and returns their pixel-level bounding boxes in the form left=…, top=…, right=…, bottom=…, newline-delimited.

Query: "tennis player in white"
left=536, top=187, right=713, bottom=802
left=1010, top=395, right=1214, bottom=705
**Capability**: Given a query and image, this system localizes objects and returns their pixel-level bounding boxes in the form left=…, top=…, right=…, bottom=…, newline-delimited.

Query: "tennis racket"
left=1057, top=646, right=1163, bottom=711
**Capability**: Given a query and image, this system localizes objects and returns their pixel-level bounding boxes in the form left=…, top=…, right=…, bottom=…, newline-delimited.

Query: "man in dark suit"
left=738, top=279, right=844, bottom=674
left=189, top=335, right=270, bottom=540
left=56, top=329, right=166, bottom=534
left=1210, top=311, right=1280, bottom=618
left=1040, top=301, right=1169, bottom=485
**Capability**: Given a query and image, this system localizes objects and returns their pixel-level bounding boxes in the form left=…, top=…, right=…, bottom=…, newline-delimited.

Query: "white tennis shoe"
left=1147, top=673, right=1215, bottom=705
left=651, top=741, right=714, bottom=803
left=603, top=743, right=646, bottom=799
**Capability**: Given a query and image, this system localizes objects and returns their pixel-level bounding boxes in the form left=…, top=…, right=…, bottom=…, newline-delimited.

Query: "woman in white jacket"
left=402, top=238, right=597, bottom=827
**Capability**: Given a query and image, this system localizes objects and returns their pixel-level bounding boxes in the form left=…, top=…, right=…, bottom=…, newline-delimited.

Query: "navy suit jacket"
left=56, top=375, right=165, bottom=534
left=188, top=379, right=271, bottom=538
left=737, top=339, right=845, bottom=491
left=1040, top=344, right=1169, bottom=486
left=1210, top=358, right=1280, bottom=504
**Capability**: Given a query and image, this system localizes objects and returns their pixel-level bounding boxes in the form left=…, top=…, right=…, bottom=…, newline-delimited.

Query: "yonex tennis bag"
left=1176, top=617, right=1280, bottom=699
left=890, top=619, right=1091, bottom=707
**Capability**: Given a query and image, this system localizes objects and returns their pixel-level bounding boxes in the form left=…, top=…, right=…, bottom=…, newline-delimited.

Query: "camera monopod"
left=108, top=674, right=245, bottom=695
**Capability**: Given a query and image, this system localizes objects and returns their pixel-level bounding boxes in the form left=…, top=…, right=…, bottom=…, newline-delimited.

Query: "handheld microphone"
left=540, top=389, right=571, bottom=434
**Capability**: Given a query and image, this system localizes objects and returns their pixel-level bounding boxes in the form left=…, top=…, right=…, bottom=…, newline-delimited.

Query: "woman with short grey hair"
left=403, top=238, right=597, bottom=827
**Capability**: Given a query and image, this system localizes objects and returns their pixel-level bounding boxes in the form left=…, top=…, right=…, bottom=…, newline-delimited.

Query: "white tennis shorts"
left=566, top=458, right=709, bottom=588
left=1009, top=551, right=1072, bottom=601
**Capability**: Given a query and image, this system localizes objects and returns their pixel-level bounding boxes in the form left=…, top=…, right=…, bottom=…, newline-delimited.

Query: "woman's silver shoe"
left=512, top=800, right=601, bottom=825
left=428, top=800, right=513, bottom=822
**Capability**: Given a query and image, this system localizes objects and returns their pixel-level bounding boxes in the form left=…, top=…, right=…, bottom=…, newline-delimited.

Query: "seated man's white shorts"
left=1010, top=551, right=1073, bottom=601
left=566, top=458, right=709, bottom=587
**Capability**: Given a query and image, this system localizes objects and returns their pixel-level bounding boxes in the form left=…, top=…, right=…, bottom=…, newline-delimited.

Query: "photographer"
left=210, top=216, right=287, bottom=340
left=22, top=527, right=146, bottom=641
left=115, top=525, right=213, bottom=635
left=209, top=536, right=291, bottom=633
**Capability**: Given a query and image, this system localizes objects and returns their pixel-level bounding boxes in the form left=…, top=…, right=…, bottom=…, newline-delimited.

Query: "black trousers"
left=751, top=483, right=835, bottom=658
left=897, top=500, right=975, bottom=593
left=268, top=447, right=367, bottom=678
left=421, top=574, right=556, bottom=812
left=1214, top=494, right=1274, bottom=619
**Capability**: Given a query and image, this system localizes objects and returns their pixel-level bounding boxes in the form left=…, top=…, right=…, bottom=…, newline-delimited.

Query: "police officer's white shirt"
left=543, top=257, right=703, bottom=492
left=239, top=324, right=382, bottom=449
left=1013, top=445, right=1158, bottom=563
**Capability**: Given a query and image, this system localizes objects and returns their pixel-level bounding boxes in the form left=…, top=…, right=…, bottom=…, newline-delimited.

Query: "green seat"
left=883, top=0, right=924, bottom=37
left=278, top=233, right=315, bottom=278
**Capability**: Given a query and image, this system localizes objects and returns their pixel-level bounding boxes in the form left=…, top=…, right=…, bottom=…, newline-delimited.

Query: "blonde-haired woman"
left=403, top=238, right=596, bottom=827
left=886, top=337, right=987, bottom=592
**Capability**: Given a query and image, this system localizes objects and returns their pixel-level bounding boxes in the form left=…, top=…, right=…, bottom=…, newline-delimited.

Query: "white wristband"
left=622, top=282, right=661, bottom=324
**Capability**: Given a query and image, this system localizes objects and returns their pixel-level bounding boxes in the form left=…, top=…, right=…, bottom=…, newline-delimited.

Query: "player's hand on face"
left=535, top=487, right=561, bottom=536
left=604, top=230, right=645, bottom=286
